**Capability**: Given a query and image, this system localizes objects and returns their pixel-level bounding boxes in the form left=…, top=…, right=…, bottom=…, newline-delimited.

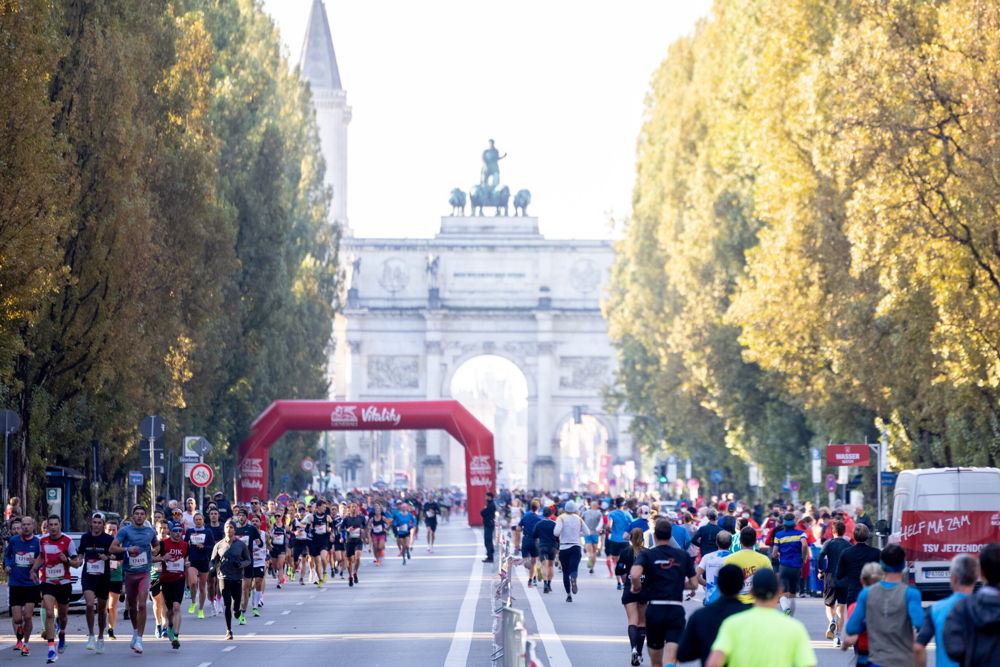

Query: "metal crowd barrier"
left=491, top=517, right=535, bottom=667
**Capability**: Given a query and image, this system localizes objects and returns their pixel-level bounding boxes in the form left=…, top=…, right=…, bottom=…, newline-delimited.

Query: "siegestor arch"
left=237, top=400, right=495, bottom=527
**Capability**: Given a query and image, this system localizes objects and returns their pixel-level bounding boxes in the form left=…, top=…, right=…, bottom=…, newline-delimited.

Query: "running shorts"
left=82, top=574, right=110, bottom=600
left=150, top=579, right=162, bottom=597
left=189, top=559, right=210, bottom=574
left=538, top=544, right=557, bottom=562
left=293, top=541, right=310, bottom=560
left=346, top=538, right=364, bottom=559
left=584, top=535, right=599, bottom=545
left=270, top=546, right=286, bottom=560
left=161, top=578, right=186, bottom=608
left=109, top=579, right=123, bottom=595
left=425, top=518, right=438, bottom=531
left=823, top=580, right=847, bottom=606
left=779, top=565, right=801, bottom=595
left=124, top=570, right=151, bottom=603
left=521, top=539, right=538, bottom=559
left=644, top=604, right=686, bottom=649
left=40, top=582, right=72, bottom=606
left=243, top=565, right=263, bottom=579
left=605, top=540, right=626, bottom=558
left=9, top=585, right=41, bottom=607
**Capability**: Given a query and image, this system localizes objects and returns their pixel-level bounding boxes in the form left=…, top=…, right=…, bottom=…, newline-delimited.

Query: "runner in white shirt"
left=553, top=501, right=591, bottom=602
left=696, top=530, right=733, bottom=604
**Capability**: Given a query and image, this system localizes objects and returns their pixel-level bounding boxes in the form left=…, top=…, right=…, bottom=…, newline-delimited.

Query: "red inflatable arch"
left=237, top=400, right=495, bottom=526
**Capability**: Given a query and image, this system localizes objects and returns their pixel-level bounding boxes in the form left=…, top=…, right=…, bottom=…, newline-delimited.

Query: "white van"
left=890, top=467, right=1000, bottom=598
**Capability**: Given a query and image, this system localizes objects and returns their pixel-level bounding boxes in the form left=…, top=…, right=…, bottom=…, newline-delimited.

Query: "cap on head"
left=564, top=500, right=578, bottom=514
left=169, top=521, right=183, bottom=533
left=638, top=505, right=650, bottom=517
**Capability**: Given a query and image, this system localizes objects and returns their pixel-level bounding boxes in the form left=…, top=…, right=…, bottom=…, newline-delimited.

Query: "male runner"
left=248, top=514, right=269, bottom=614
left=232, top=508, right=264, bottom=623
left=205, top=507, right=225, bottom=613
left=581, top=499, right=604, bottom=573
left=291, top=505, right=312, bottom=584
left=156, top=522, right=189, bottom=648
left=310, top=500, right=332, bottom=584
left=342, top=502, right=367, bottom=586
left=149, top=520, right=171, bottom=639
left=4, top=515, right=40, bottom=656
left=423, top=497, right=440, bottom=553
left=33, top=515, right=80, bottom=664
left=606, top=499, right=633, bottom=587
left=517, top=500, right=542, bottom=586
left=771, top=512, right=808, bottom=616
left=104, top=519, right=123, bottom=639
left=111, top=504, right=159, bottom=655
left=80, top=513, right=114, bottom=653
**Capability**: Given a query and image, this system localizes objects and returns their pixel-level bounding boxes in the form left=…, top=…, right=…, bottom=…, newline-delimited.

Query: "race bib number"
left=314, top=524, right=327, bottom=534
left=190, top=533, right=205, bottom=545
left=45, top=564, right=65, bottom=580
left=372, top=525, right=383, bottom=533
left=165, top=558, right=185, bottom=573
left=427, top=510, right=435, bottom=517
left=253, top=549, right=266, bottom=567
left=272, top=534, right=285, bottom=545
left=128, top=551, right=149, bottom=568
left=14, top=552, right=32, bottom=567
left=110, top=559, right=121, bottom=570
left=238, top=535, right=250, bottom=545
left=349, top=528, right=361, bottom=538
left=86, top=559, right=106, bottom=575
left=397, top=526, right=409, bottom=534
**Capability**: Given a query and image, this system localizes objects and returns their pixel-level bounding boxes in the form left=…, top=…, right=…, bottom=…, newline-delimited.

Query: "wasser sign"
left=826, top=444, right=870, bottom=466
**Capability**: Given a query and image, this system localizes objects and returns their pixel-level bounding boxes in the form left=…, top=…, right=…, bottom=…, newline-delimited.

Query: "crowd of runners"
left=1, top=488, right=462, bottom=663
left=490, top=490, right=1000, bottom=667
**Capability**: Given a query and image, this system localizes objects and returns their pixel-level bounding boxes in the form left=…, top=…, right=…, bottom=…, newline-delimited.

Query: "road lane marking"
left=515, top=563, right=572, bottom=666
left=442, top=531, right=485, bottom=667
left=222, top=646, right=237, bottom=652
left=281, top=610, right=291, bottom=615
left=246, top=632, right=257, bottom=637
left=265, top=620, right=275, bottom=626
left=296, top=601, right=304, bottom=606
left=197, top=663, right=212, bottom=667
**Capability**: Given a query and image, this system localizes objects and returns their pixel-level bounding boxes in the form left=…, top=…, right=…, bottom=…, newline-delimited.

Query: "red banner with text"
left=826, top=444, right=870, bottom=466
left=899, top=510, right=1000, bottom=561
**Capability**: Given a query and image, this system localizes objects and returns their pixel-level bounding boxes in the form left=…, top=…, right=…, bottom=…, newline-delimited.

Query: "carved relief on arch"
left=559, top=356, right=610, bottom=390
left=367, top=355, right=419, bottom=389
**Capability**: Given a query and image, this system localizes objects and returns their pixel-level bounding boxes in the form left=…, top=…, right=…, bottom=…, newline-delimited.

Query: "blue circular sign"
left=710, top=470, right=723, bottom=483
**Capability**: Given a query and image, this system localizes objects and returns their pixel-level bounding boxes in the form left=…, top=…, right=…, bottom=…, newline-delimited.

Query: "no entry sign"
left=826, top=444, right=870, bottom=466
left=189, top=463, right=213, bottom=487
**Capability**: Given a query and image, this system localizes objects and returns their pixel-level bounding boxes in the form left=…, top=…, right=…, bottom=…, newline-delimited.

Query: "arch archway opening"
left=450, top=355, right=529, bottom=490
left=558, top=415, right=610, bottom=493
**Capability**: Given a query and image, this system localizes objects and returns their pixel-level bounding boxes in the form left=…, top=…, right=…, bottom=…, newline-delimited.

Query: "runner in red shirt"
left=156, top=522, right=189, bottom=649
left=32, top=515, right=80, bottom=664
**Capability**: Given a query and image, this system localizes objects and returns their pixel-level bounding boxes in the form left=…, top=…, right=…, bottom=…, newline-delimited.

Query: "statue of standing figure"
left=480, top=139, right=506, bottom=190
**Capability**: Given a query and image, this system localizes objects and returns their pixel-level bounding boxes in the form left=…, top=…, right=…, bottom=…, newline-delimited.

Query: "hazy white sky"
left=261, top=0, right=712, bottom=240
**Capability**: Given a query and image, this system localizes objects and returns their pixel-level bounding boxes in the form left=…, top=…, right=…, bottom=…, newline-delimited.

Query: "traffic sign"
left=128, top=471, right=144, bottom=486
left=825, top=474, right=837, bottom=492
left=880, top=471, right=897, bottom=487
left=1, top=409, right=21, bottom=435
left=301, top=457, right=314, bottom=473
left=710, top=470, right=723, bottom=483
left=826, top=444, right=870, bottom=466
left=178, top=455, right=200, bottom=464
left=789, top=480, right=801, bottom=492
left=191, top=437, right=212, bottom=456
left=276, top=493, right=291, bottom=506
left=139, top=415, right=166, bottom=440
left=189, top=463, right=213, bottom=487
left=687, top=477, right=699, bottom=489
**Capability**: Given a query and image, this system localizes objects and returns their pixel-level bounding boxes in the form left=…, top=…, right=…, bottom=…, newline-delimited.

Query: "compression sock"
left=627, top=624, right=638, bottom=650
left=16, top=625, right=23, bottom=642
left=636, top=627, right=646, bottom=653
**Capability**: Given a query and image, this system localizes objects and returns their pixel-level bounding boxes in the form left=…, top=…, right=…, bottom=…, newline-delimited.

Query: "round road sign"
left=189, top=463, right=213, bottom=487
left=687, top=477, right=700, bottom=489
left=301, top=457, right=314, bottom=473
left=825, top=474, right=837, bottom=492
left=276, top=493, right=291, bottom=506
left=790, top=480, right=801, bottom=492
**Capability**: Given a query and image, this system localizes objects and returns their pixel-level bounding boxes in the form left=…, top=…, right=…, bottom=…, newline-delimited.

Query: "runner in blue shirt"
left=110, top=505, right=159, bottom=654
left=4, top=516, right=41, bottom=656
left=770, top=513, right=807, bottom=617
left=606, top=499, right=633, bottom=588
left=391, top=503, right=416, bottom=564
left=518, top=500, right=542, bottom=586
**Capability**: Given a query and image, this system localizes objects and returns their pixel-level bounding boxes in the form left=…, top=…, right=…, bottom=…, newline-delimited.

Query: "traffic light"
left=657, top=463, right=668, bottom=484
left=572, top=405, right=583, bottom=424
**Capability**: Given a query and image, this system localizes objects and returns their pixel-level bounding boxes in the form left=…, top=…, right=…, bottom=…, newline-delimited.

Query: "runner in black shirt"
left=631, top=519, right=698, bottom=667
left=80, top=514, right=115, bottom=652
left=341, top=503, right=368, bottom=586
left=534, top=508, right=558, bottom=593
left=423, top=499, right=441, bottom=553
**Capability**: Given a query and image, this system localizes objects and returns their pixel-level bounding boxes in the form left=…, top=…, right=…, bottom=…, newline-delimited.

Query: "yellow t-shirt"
left=711, top=606, right=817, bottom=667
left=723, top=549, right=772, bottom=604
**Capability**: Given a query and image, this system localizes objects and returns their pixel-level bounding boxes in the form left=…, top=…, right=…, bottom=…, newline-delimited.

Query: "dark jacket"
left=818, top=536, right=851, bottom=585
left=835, top=543, right=881, bottom=604
left=943, top=589, right=1000, bottom=667
left=480, top=500, right=496, bottom=528
left=692, top=523, right=722, bottom=557
left=676, top=596, right=751, bottom=665
left=210, top=538, right=250, bottom=580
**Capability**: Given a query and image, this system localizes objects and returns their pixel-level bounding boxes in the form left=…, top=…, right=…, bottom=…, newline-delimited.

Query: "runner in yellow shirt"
left=723, top=526, right=772, bottom=604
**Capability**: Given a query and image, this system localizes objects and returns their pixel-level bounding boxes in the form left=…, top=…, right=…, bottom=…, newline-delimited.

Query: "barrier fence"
left=491, top=520, right=537, bottom=667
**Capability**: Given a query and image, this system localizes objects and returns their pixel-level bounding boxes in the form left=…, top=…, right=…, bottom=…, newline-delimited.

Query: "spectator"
left=5, top=496, right=22, bottom=521
left=943, top=542, right=1000, bottom=666
left=916, top=553, right=978, bottom=667
left=843, top=544, right=924, bottom=666
left=678, top=564, right=750, bottom=665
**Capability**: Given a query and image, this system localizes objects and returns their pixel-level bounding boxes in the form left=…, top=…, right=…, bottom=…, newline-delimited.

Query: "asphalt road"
left=5, top=521, right=940, bottom=666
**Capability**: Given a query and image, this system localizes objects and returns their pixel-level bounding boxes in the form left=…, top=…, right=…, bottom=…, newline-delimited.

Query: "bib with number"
left=128, top=551, right=149, bottom=568
left=45, top=563, right=66, bottom=580
left=14, top=552, right=32, bottom=567
left=238, top=535, right=250, bottom=544
left=165, top=558, right=185, bottom=573
left=190, top=533, right=206, bottom=545
left=314, top=524, right=327, bottom=534
left=372, top=524, right=384, bottom=533
left=427, top=510, right=435, bottom=517
left=110, top=559, right=121, bottom=570
left=253, top=548, right=266, bottom=567
left=86, top=559, right=106, bottom=575
left=272, top=534, right=285, bottom=545
left=349, top=527, right=361, bottom=538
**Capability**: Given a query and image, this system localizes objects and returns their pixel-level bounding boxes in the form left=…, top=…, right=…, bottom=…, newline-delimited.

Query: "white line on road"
left=222, top=646, right=237, bottom=652
left=265, top=620, right=275, bottom=626
left=281, top=609, right=291, bottom=615
left=246, top=632, right=257, bottom=637
left=515, top=563, right=572, bottom=666
left=196, top=662, right=212, bottom=667
left=442, top=530, right=485, bottom=667
left=296, top=601, right=304, bottom=606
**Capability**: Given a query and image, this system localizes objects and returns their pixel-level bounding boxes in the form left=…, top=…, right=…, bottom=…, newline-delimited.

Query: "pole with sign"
left=810, top=448, right=821, bottom=507
left=666, top=456, right=677, bottom=484
left=139, top=415, right=166, bottom=507
left=1, top=409, right=21, bottom=506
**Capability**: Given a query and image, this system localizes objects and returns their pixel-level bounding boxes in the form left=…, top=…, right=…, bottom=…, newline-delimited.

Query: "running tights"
left=220, top=579, right=242, bottom=631
left=558, top=546, right=582, bottom=594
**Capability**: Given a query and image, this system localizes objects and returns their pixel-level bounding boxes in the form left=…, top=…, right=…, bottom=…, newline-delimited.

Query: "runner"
left=554, top=500, right=590, bottom=602
left=232, top=507, right=264, bottom=623
left=111, top=504, right=159, bottom=655
left=184, top=511, right=215, bottom=618
left=290, top=504, right=312, bottom=585
left=724, top=526, right=773, bottom=605
left=205, top=507, right=225, bottom=614
left=342, top=502, right=367, bottom=586
left=248, top=514, right=269, bottom=614
left=104, top=519, right=123, bottom=640
left=310, top=499, right=332, bottom=585
left=268, top=507, right=288, bottom=587
left=581, top=499, right=603, bottom=574
left=149, top=520, right=171, bottom=639
left=534, top=507, right=558, bottom=593
left=33, top=515, right=80, bottom=664
left=606, top=498, right=633, bottom=587
left=817, top=519, right=850, bottom=644
left=80, top=512, right=114, bottom=653
left=771, top=512, right=808, bottom=616
left=210, top=520, right=251, bottom=640
left=156, top=522, right=189, bottom=649
left=697, top=530, right=732, bottom=605
left=4, top=515, right=40, bottom=657
left=518, top=499, right=542, bottom=587
left=392, top=501, right=416, bottom=564
left=368, top=504, right=388, bottom=566
left=629, top=518, right=698, bottom=667
left=331, top=502, right=347, bottom=579
left=423, top=496, right=440, bottom=553
left=615, top=527, right=648, bottom=666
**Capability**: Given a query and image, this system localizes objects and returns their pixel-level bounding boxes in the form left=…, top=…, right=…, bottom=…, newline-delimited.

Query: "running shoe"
left=95, top=638, right=104, bottom=654
left=616, top=582, right=623, bottom=591
left=353, top=574, right=359, bottom=584
left=348, top=578, right=354, bottom=588
left=834, top=634, right=842, bottom=648
left=132, top=637, right=143, bottom=654
left=188, top=602, right=196, bottom=614
left=565, top=595, right=573, bottom=602
left=631, top=648, right=641, bottom=666
left=56, top=635, right=65, bottom=654
left=225, top=631, right=233, bottom=640
left=239, top=614, right=247, bottom=625
left=826, top=622, right=836, bottom=639
left=86, top=635, right=95, bottom=651
left=300, top=578, right=305, bottom=586
left=571, top=577, right=578, bottom=595
left=46, top=646, right=56, bottom=663
left=198, top=609, right=205, bottom=619
left=13, top=639, right=22, bottom=651
left=107, top=629, right=116, bottom=640
left=252, top=608, right=260, bottom=617
left=20, top=645, right=29, bottom=657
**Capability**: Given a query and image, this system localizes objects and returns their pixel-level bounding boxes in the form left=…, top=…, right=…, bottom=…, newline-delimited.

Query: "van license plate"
left=924, top=570, right=950, bottom=578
